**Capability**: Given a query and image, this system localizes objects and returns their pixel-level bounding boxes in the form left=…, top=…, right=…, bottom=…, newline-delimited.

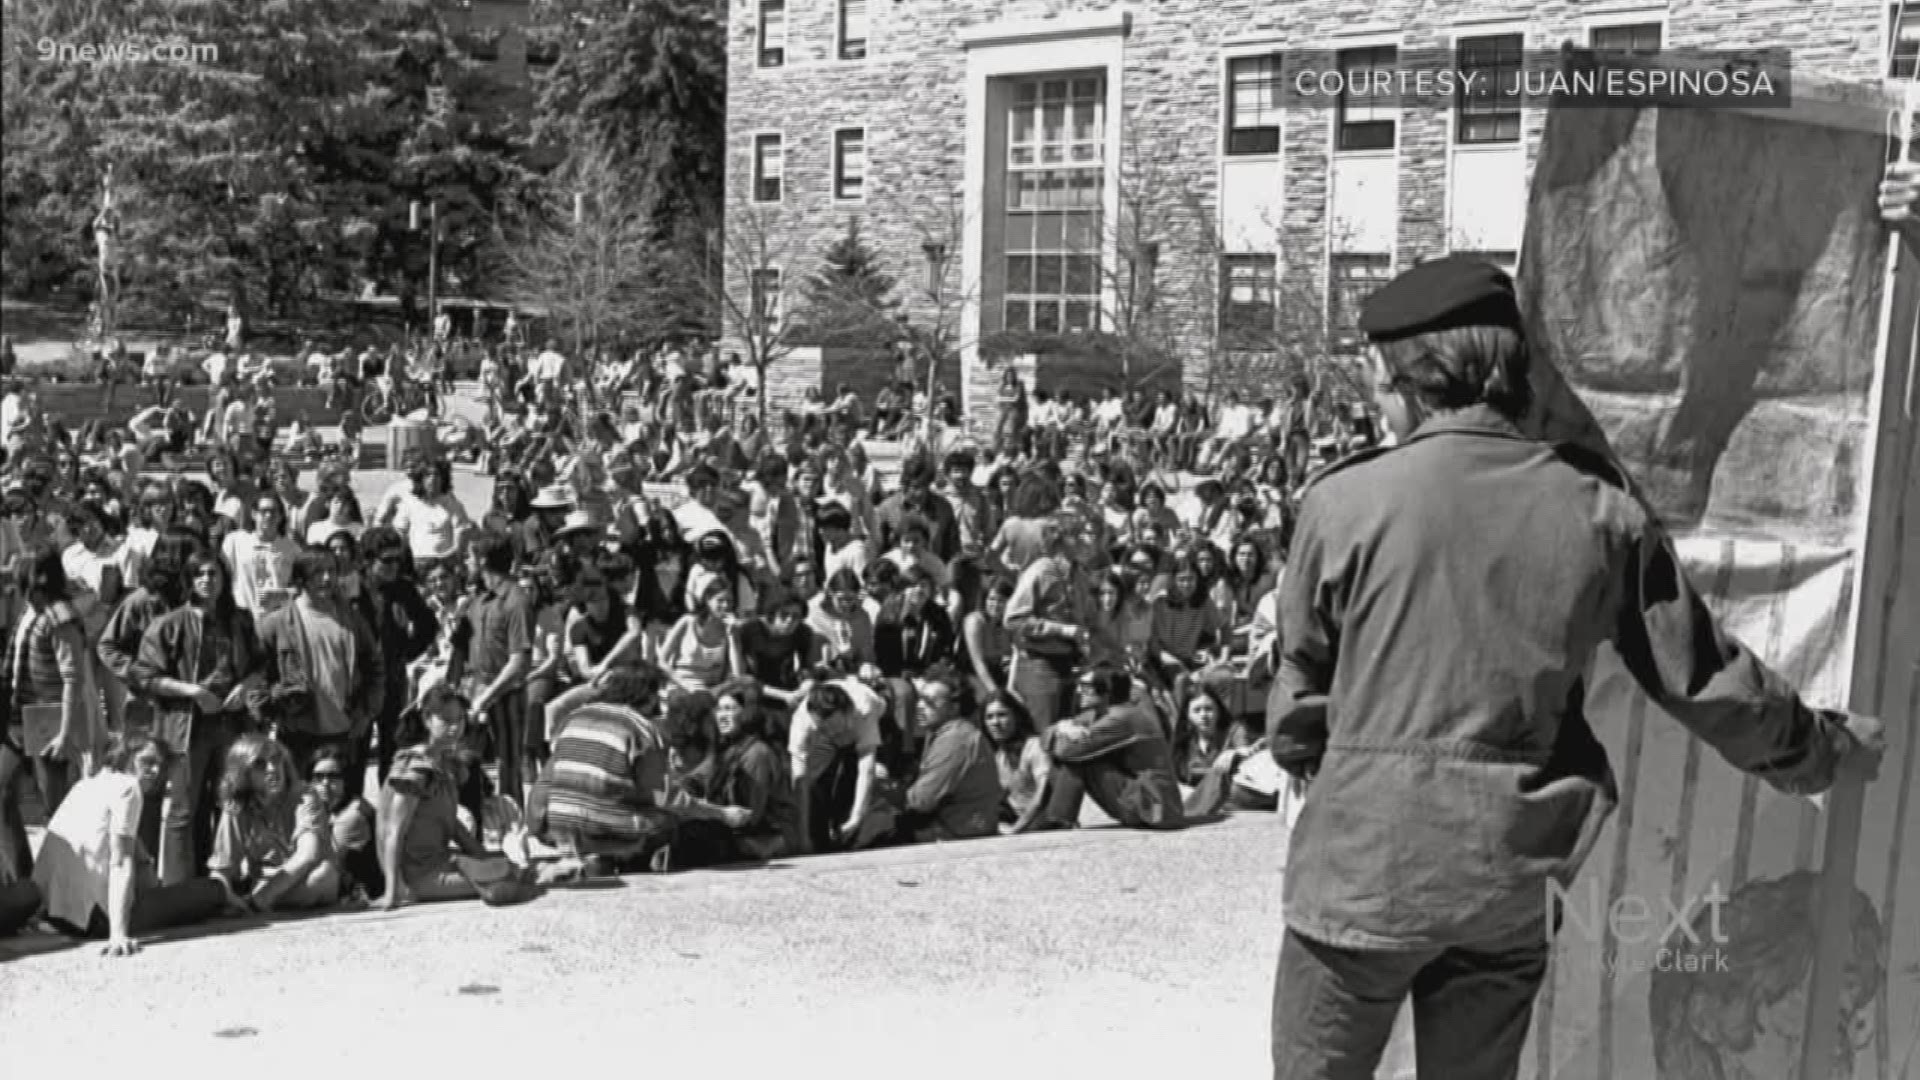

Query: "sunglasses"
left=311, top=770, right=345, bottom=781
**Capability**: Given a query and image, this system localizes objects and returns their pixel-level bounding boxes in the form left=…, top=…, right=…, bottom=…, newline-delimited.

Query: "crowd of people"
left=0, top=327, right=1379, bottom=958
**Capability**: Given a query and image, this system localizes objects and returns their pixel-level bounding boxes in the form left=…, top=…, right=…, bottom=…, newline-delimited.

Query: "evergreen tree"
left=793, top=218, right=901, bottom=347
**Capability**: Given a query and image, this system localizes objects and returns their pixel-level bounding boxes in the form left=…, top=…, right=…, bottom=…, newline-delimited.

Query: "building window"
left=1328, top=253, right=1392, bottom=351
left=834, top=128, right=866, bottom=202
left=1226, top=54, right=1283, bottom=155
left=1336, top=46, right=1397, bottom=151
left=1003, top=75, right=1106, bottom=334
left=758, top=0, right=785, bottom=68
left=1220, top=254, right=1278, bottom=344
left=1455, top=34, right=1522, bottom=144
left=1590, top=22, right=1664, bottom=56
left=750, top=268, right=783, bottom=325
left=1891, top=7, right=1920, bottom=79
left=752, top=134, right=783, bottom=203
left=838, top=0, right=868, bottom=60
left=1452, top=249, right=1518, bottom=275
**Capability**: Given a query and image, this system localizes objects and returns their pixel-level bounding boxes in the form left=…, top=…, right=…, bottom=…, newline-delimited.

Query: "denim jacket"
left=1267, top=407, right=1848, bottom=951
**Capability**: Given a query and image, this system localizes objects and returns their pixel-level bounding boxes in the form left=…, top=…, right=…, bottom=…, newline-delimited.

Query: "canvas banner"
left=1511, top=82, right=1920, bottom=1080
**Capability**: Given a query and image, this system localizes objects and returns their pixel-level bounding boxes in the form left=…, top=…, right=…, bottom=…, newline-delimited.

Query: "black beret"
left=1359, top=255, right=1524, bottom=343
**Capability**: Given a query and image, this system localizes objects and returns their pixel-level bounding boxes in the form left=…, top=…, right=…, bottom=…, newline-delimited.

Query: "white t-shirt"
left=673, top=500, right=727, bottom=543
left=204, top=353, right=229, bottom=384
left=822, top=537, right=870, bottom=582
left=1217, top=404, right=1254, bottom=440
left=374, top=479, right=415, bottom=526
left=0, top=392, right=23, bottom=438
left=222, top=529, right=301, bottom=616
left=32, top=770, right=142, bottom=929
left=533, top=350, right=568, bottom=382
left=392, top=492, right=474, bottom=561
left=786, top=678, right=887, bottom=783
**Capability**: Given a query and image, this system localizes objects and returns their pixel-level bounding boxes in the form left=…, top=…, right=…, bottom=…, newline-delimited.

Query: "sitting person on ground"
left=1171, top=685, right=1275, bottom=817
left=1021, top=663, right=1184, bottom=832
left=206, top=733, right=344, bottom=913
left=23, top=732, right=228, bottom=955
left=982, top=689, right=1050, bottom=834
left=378, top=683, right=538, bottom=910
left=528, top=667, right=742, bottom=876
left=872, top=667, right=1002, bottom=845
left=308, top=743, right=382, bottom=901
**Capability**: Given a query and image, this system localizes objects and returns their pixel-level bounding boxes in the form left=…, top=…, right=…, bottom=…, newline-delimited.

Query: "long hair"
left=182, top=549, right=238, bottom=623
left=981, top=688, right=1037, bottom=747
left=712, top=676, right=767, bottom=741
left=12, top=541, right=70, bottom=608
left=217, top=733, right=300, bottom=815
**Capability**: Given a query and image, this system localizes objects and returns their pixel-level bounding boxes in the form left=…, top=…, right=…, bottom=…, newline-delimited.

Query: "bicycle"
left=360, top=373, right=432, bottom=424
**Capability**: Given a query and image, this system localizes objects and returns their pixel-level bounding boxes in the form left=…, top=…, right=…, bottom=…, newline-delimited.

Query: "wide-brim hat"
left=553, top=507, right=607, bottom=540
left=530, top=484, right=574, bottom=510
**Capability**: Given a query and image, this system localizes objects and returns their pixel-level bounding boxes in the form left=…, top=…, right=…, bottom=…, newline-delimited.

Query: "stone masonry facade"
left=726, top=0, right=1893, bottom=428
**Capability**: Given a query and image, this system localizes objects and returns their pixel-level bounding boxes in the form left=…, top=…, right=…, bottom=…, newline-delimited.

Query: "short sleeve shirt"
left=786, top=678, right=884, bottom=783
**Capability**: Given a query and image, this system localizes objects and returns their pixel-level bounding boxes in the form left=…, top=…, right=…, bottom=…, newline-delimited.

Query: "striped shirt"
left=543, top=703, right=674, bottom=846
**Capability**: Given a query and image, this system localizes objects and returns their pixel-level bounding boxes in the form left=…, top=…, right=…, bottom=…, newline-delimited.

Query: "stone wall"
left=728, top=0, right=1889, bottom=428
left=37, top=384, right=351, bottom=431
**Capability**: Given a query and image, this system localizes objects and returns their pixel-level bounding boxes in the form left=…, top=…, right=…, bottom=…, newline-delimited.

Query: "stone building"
left=725, top=0, right=1903, bottom=426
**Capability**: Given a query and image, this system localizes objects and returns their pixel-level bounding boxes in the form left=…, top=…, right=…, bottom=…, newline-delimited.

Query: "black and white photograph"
left=0, top=2, right=1915, bottom=1078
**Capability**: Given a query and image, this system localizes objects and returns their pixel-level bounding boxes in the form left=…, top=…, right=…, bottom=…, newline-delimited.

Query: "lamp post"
left=410, top=199, right=441, bottom=338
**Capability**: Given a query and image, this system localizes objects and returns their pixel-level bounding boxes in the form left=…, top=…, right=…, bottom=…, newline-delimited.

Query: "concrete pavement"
left=1, top=814, right=1322, bottom=1078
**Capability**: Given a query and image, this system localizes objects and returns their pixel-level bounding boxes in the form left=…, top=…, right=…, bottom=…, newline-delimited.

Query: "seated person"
left=207, top=734, right=343, bottom=914
left=527, top=667, right=734, bottom=876
left=874, top=668, right=1002, bottom=845
left=1022, top=663, right=1185, bottom=832
left=982, top=689, right=1050, bottom=834
left=1171, top=686, right=1276, bottom=818
left=379, top=684, right=539, bottom=910
left=307, top=743, right=383, bottom=900
left=24, top=732, right=227, bottom=955
left=788, top=672, right=888, bottom=854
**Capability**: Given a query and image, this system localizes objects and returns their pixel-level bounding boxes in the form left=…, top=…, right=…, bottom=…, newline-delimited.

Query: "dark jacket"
left=354, top=578, right=439, bottom=715
left=132, top=605, right=268, bottom=738
left=1267, top=406, right=1850, bottom=951
left=1046, top=703, right=1184, bottom=830
left=903, top=717, right=1003, bottom=840
left=873, top=598, right=956, bottom=678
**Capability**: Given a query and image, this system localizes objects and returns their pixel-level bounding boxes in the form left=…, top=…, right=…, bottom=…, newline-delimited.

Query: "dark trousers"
left=1269, top=926, right=1549, bottom=1080
left=0, top=740, right=76, bottom=884
left=75, top=877, right=229, bottom=938
left=1009, top=655, right=1072, bottom=731
left=0, top=878, right=41, bottom=935
left=806, top=751, right=862, bottom=854
left=159, top=715, right=238, bottom=885
left=485, top=689, right=530, bottom=809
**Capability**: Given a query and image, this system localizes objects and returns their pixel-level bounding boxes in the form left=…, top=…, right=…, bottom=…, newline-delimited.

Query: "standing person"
left=993, top=368, right=1027, bottom=455
left=1002, top=519, right=1092, bottom=731
left=1263, top=257, right=1886, bottom=1080
left=221, top=492, right=300, bottom=617
left=391, top=459, right=473, bottom=568
left=134, top=550, right=266, bottom=884
left=354, top=527, right=440, bottom=793
left=455, top=533, right=534, bottom=813
left=2, top=543, right=99, bottom=882
left=256, top=552, right=385, bottom=776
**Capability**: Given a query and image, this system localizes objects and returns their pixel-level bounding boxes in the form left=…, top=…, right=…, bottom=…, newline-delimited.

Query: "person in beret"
left=1264, top=254, right=1885, bottom=1079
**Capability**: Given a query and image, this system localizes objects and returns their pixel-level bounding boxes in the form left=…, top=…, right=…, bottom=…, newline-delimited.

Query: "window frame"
left=1219, top=253, right=1279, bottom=344
left=1225, top=53, right=1284, bottom=156
left=1328, top=252, right=1394, bottom=352
left=1335, top=45, right=1398, bottom=152
left=1454, top=32, right=1523, bottom=146
left=758, top=0, right=786, bottom=69
left=1891, top=5, right=1920, bottom=79
left=832, top=127, right=867, bottom=204
left=837, top=0, right=869, bottom=61
left=750, top=267, right=783, bottom=327
left=751, top=132, right=784, bottom=204
left=1001, top=73, right=1108, bottom=336
left=1588, top=21, right=1665, bottom=58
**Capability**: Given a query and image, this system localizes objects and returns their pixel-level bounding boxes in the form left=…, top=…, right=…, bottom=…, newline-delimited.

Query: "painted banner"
left=1511, top=75, right=1920, bottom=1080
